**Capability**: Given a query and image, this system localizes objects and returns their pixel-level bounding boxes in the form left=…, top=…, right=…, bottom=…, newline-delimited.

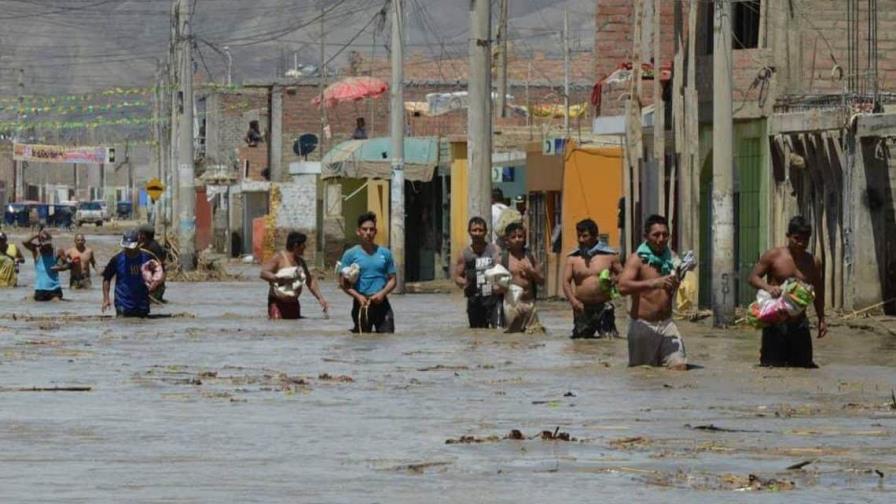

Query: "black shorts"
left=466, top=296, right=502, bottom=328
left=351, top=298, right=394, bottom=333
left=34, top=288, right=63, bottom=301
left=761, top=317, right=816, bottom=368
left=571, top=302, right=618, bottom=338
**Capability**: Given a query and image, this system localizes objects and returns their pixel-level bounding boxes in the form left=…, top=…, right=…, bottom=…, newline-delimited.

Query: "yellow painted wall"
left=341, top=178, right=368, bottom=248
left=449, top=142, right=469, bottom=275
left=367, top=179, right=390, bottom=247
left=562, top=145, right=624, bottom=254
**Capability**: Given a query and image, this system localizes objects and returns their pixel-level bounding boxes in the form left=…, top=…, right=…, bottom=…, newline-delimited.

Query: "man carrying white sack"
left=453, top=216, right=503, bottom=329
left=501, top=222, right=545, bottom=333
left=261, top=231, right=329, bottom=320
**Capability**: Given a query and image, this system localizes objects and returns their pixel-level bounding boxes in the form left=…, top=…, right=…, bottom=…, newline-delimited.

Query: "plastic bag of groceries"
left=746, top=278, right=815, bottom=328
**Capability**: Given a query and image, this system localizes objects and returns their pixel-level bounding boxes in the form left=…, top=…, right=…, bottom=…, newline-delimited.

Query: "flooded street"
left=0, top=230, right=893, bottom=502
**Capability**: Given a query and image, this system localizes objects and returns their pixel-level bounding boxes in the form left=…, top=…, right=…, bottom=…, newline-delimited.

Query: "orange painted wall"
left=561, top=145, right=624, bottom=254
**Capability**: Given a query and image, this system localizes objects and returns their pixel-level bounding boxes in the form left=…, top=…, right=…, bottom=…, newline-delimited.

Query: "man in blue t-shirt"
left=338, top=212, right=396, bottom=333
left=101, top=230, right=165, bottom=318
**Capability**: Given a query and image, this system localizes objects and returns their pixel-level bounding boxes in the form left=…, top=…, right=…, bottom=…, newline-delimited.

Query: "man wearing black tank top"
left=453, top=217, right=503, bottom=328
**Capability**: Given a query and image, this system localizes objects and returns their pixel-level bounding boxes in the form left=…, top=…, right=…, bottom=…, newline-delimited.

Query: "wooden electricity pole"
left=176, top=0, right=196, bottom=271
left=390, top=0, right=406, bottom=293
left=712, top=0, right=735, bottom=325
left=496, top=0, right=509, bottom=118
left=468, top=0, right=492, bottom=222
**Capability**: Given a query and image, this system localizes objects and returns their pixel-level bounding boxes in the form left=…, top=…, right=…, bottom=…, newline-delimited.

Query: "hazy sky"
left=0, top=0, right=595, bottom=95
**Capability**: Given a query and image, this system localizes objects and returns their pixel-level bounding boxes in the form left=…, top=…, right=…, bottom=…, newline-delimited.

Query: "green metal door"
left=736, top=138, right=762, bottom=305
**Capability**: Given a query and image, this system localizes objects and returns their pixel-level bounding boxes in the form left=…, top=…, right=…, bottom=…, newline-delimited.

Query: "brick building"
left=593, top=0, right=896, bottom=313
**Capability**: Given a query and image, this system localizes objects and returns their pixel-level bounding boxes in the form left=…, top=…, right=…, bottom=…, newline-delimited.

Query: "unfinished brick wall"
left=594, top=0, right=687, bottom=116
left=204, top=89, right=269, bottom=176
left=597, top=0, right=896, bottom=119
left=792, top=0, right=896, bottom=96
left=277, top=82, right=589, bottom=165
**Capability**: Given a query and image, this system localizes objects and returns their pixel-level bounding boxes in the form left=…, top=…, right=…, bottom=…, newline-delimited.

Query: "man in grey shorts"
left=618, top=214, right=687, bottom=370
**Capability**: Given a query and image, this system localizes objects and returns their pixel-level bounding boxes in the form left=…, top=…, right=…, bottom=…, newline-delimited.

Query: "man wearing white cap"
left=101, top=230, right=164, bottom=317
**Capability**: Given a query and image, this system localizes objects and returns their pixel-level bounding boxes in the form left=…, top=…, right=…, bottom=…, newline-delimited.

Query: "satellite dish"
left=293, top=133, right=318, bottom=158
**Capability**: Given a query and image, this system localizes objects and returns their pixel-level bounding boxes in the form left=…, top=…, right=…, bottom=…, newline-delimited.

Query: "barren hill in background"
left=0, top=0, right=595, bottom=96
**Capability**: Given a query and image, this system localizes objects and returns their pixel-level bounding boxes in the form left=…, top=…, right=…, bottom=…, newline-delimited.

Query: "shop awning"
left=321, top=137, right=440, bottom=181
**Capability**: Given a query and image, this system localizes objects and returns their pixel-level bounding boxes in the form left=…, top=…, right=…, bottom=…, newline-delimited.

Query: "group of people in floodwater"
left=0, top=225, right=167, bottom=318
left=1, top=202, right=826, bottom=370
left=261, top=204, right=827, bottom=370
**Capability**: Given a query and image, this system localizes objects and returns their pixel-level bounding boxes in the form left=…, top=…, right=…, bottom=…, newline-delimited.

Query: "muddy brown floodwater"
left=0, top=230, right=893, bottom=502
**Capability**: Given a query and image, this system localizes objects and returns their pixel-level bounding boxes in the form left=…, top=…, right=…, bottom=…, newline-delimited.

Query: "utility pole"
left=625, top=0, right=645, bottom=251
left=153, top=60, right=164, bottom=230
left=653, top=0, right=665, bottom=216
left=169, top=0, right=180, bottom=239
left=563, top=8, right=570, bottom=139
left=223, top=46, right=232, bottom=86
left=177, top=0, right=196, bottom=271
left=712, top=0, right=735, bottom=326
left=390, top=0, right=405, bottom=293
left=685, top=0, right=699, bottom=254
left=14, top=68, right=24, bottom=202
left=318, top=5, right=327, bottom=160
left=468, top=0, right=492, bottom=223
left=495, top=0, right=509, bottom=118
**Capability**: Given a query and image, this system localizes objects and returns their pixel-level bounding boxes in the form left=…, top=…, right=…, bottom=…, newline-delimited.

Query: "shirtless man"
left=502, top=222, right=544, bottom=333
left=748, top=215, right=826, bottom=368
left=65, top=234, right=97, bottom=289
left=562, top=218, right=623, bottom=338
left=618, top=214, right=687, bottom=370
left=453, top=216, right=503, bottom=328
left=260, top=231, right=329, bottom=319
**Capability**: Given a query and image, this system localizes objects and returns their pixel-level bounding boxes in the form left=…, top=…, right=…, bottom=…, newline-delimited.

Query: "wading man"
left=562, top=218, right=623, bottom=339
left=502, top=222, right=544, bottom=333
left=102, top=231, right=164, bottom=318
left=23, top=230, right=66, bottom=301
left=65, top=234, right=97, bottom=289
left=260, top=231, right=329, bottom=319
left=453, top=216, right=502, bottom=329
left=748, top=216, right=826, bottom=367
left=339, top=212, right=396, bottom=333
left=618, top=215, right=687, bottom=370
left=0, top=232, right=25, bottom=288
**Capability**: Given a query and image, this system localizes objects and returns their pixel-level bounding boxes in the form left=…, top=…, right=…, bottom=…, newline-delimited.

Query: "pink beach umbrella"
left=311, top=76, right=389, bottom=108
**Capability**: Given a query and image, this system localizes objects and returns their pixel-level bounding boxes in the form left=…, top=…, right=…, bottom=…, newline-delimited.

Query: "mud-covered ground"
left=0, top=229, right=893, bottom=503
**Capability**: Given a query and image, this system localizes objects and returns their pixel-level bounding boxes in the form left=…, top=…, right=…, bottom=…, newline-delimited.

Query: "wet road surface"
left=0, top=230, right=893, bottom=502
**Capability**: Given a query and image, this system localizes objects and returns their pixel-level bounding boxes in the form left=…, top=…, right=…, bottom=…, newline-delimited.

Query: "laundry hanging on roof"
left=530, top=103, right=588, bottom=118
left=591, top=61, right=674, bottom=112
left=424, top=91, right=514, bottom=116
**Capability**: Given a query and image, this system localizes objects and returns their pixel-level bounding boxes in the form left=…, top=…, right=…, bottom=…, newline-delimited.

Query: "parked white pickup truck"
left=75, top=201, right=106, bottom=226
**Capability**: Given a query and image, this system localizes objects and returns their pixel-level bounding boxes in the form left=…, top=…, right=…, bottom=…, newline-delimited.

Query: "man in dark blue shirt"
left=102, top=230, right=165, bottom=317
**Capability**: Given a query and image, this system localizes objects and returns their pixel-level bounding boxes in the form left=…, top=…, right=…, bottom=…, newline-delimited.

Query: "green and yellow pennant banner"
left=0, top=100, right=150, bottom=114
left=0, top=116, right=166, bottom=131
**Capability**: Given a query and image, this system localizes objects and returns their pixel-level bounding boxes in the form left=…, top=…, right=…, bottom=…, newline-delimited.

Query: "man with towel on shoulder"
left=618, top=214, right=688, bottom=370
left=562, top=218, right=623, bottom=339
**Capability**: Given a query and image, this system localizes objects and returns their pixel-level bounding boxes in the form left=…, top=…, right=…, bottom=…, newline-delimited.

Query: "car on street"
left=75, top=201, right=106, bottom=226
